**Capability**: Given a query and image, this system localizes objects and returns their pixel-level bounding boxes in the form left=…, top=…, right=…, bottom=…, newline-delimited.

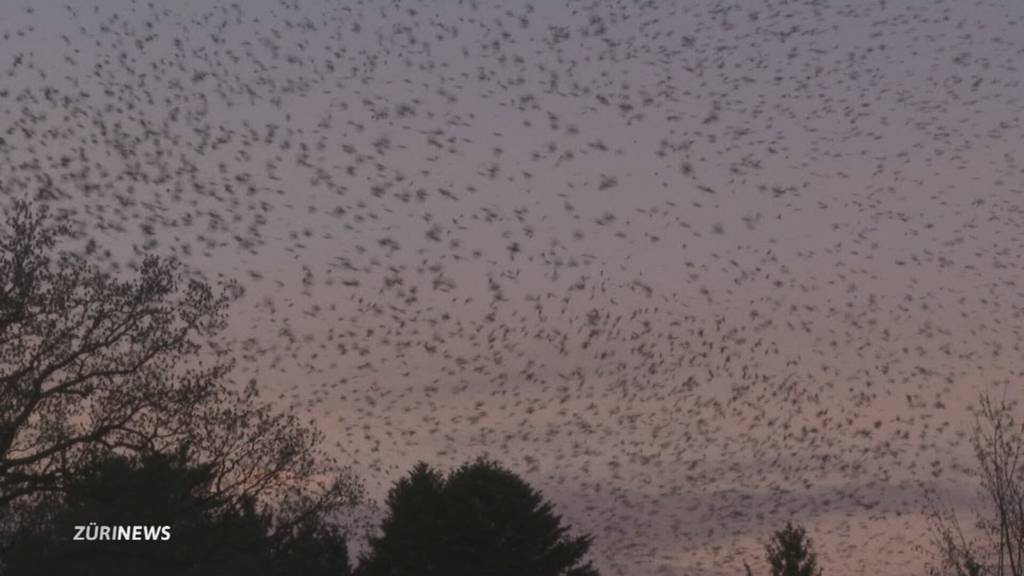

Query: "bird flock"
left=2, top=0, right=1023, bottom=574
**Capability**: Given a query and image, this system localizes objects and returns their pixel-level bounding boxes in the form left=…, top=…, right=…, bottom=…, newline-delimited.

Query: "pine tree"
left=765, top=522, right=821, bottom=576
left=357, top=457, right=600, bottom=576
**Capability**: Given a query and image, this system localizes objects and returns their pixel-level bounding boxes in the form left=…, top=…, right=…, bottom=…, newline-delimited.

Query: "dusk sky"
left=2, top=0, right=1023, bottom=574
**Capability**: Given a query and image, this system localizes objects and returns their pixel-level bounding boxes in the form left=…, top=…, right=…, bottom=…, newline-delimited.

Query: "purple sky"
left=2, top=0, right=1023, bottom=574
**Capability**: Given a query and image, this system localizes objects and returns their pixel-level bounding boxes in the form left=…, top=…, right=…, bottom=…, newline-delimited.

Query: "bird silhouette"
left=1, top=1, right=1021, bottom=575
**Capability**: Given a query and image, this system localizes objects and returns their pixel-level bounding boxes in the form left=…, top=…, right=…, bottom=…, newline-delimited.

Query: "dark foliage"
left=1, top=449, right=351, bottom=576
left=356, top=457, right=600, bottom=576
left=764, top=522, right=821, bottom=576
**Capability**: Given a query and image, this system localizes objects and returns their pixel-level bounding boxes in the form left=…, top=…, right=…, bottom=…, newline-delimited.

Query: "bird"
left=0, top=0, right=1020, bottom=575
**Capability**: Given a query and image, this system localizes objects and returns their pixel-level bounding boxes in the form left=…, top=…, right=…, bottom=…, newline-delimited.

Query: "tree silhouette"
left=0, top=448, right=352, bottom=576
left=764, top=522, right=821, bottom=576
left=356, top=462, right=448, bottom=575
left=926, top=391, right=1024, bottom=576
left=1, top=200, right=234, bottom=507
left=356, top=457, right=600, bottom=576
left=0, top=201, right=364, bottom=572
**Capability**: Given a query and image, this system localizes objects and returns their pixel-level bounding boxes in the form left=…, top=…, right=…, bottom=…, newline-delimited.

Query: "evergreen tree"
left=0, top=449, right=352, bottom=576
left=357, top=462, right=448, bottom=576
left=357, top=457, right=600, bottom=576
left=765, top=522, right=821, bottom=576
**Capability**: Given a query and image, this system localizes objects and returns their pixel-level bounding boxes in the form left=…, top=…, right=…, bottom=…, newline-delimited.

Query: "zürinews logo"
left=73, top=524, right=172, bottom=542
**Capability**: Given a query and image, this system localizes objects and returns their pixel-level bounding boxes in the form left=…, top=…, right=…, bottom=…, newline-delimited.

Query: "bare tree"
left=925, top=495, right=984, bottom=576
left=926, top=391, right=1024, bottom=576
left=0, top=201, right=362, bottom=529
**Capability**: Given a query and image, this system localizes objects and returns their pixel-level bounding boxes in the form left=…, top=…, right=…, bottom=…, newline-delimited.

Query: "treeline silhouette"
left=4, top=202, right=1024, bottom=576
left=2, top=451, right=598, bottom=576
left=0, top=201, right=600, bottom=575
